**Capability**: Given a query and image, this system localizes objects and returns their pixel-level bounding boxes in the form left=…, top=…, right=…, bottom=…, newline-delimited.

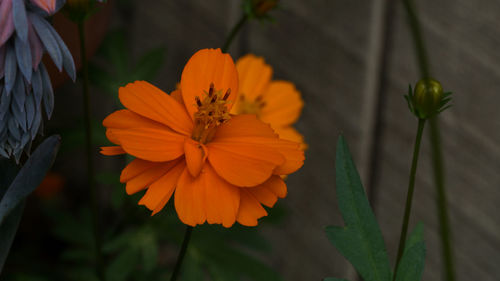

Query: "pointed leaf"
left=0, top=135, right=60, bottom=225
left=395, top=241, right=425, bottom=281
left=325, top=136, right=391, bottom=281
left=405, top=222, right=424, bottom=252
left=0, top=201, right=24, bottom=273
left=0, top=159, right=21, bottom=274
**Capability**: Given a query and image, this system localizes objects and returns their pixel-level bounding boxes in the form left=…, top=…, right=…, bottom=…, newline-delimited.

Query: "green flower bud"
left=410, top=78, right=446, bottom=119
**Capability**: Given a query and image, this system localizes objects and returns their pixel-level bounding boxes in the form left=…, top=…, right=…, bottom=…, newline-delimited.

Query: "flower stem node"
left=405, top=78, right=452, bottom=119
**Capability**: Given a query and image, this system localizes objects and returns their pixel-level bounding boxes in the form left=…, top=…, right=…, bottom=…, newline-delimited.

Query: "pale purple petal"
left=15, top=34, right=33, bottom=81
left=29, top=12, right=63, bottom=71
left=0, top=46, right=5, bottom=78
left=0, top=87, right=11, bottom=121
left=12, top=0, right=28, bottom=42
left=48, top=22, right=76, bottom=81
left=5, top=45, right=17, bottom=93
left=0, top=0, right=14, bottom=46
left=27, top=20, right=43, bottom=69
left=39, top=64, right=54, bottom=118
left=31, top=66, right=43, bottom=107
left=25, top=91, right=35, bottom=129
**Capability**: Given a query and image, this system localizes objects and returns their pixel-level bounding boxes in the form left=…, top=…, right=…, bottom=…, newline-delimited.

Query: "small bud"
left=253, top=0, right=278, bottom=16
left=244, top=0, right=279, bottom=20
left=405, top=78, right=451, bottom=119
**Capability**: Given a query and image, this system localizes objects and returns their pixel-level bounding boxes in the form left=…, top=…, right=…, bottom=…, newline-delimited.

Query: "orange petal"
left=272, top=126, right=307, bottom=149
left=170, top=89, right=183, bottom=104
left=174, top=167, right=206, bottom=226
left=237, top=190, right=268, bottom=226
left=235, top=54, right=272, bottom=101
left=270, top=139, right=305, bottom=175
left=103, top=109, right=167, bottom=130
left=207, top=140, right=285, bottom=187
left=180, top=49, right=239, bottom=119
left=120, top=158, right=157, bottom=182
left=100, top=146, right=125, bottom=156
left=119, top=81, right=193, bottom=135
left=260, top=81, right=303, bottom=127
left=204, top=164, right=240, bottom=227
left=103, top=109, right=168, bottom=145
left=125, top=161, right=177, bottom=195
left=184, top=138, right=207, bottom=177
left=247, top=175, right=287, bottom=207
left=213, top=114, right=277, bottom=140
left=111, top=128, right=185, bottom=162
left=139, top=160, right=185, bottom=213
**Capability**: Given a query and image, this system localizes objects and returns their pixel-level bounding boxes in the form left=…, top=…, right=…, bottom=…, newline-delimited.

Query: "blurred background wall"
left=44, top=0, right=500, bottom=280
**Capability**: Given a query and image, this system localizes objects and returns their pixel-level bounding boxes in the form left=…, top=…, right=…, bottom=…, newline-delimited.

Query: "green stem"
left=78, top=21, right=104, bottom=281
left=221, top=15, right=248, bottom=53
left=393, top=118, right=426, bottom=281
left=402, top=0, right=429, bottom=79
left=401, top=1, right=456, bottom=280
left=169, top=226, right=193, bottom=281
left=429, top=117, right=456, bottom=281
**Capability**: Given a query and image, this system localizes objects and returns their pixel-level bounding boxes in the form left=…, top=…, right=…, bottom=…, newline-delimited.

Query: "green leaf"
left=0, top=201, right=24, bottom=273
left=405, top=222, right=424, bottom=252
left=325, top=136, right=391, bottom=281
left=0, top=159, right=21, bottom=273
left=324, top=278, right=350, bottom=281
left=395, top=223, right=426, bottom=281
left=395, top=242, right=425, bottom=281
left=0, top=135, right=60, bottom=225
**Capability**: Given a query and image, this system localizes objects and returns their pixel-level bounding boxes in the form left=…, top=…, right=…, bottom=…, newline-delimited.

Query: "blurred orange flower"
left=101, top=49, right=304, bottom=227
left=232, top=54, right=306, bottom=149
left=35, top=172, right=65, bottom=199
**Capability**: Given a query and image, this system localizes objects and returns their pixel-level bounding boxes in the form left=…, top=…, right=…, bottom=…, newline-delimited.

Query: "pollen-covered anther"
left=191, top=83, right=232, bottom=144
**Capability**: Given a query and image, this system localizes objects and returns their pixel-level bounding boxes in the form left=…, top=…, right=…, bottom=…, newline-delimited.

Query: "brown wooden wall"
left=125, top=0, right=500, bottom=280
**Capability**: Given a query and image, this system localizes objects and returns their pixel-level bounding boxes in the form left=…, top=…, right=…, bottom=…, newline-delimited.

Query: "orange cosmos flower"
left=231, top=54, right=306, bottom=149
left=101, top=49, right=304, bottom=227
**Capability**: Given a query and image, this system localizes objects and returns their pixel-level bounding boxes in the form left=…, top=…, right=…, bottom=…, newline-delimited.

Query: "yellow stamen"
left=191, top=83, right=232, bottom=144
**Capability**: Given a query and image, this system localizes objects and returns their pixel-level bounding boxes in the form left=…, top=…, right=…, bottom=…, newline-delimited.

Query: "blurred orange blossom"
left=232, top=54, right=306, bottom=149
left=101, top=49, right=304, bottom=227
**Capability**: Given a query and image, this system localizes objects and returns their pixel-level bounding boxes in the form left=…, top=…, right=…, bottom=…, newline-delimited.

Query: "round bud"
left=413, top=78, right=443, bottom=119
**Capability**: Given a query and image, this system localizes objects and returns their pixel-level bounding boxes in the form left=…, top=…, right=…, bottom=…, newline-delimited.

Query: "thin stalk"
left=393, top=118, right=426, bottom=280
left=429, top=117, right=456, bottom=281
left=221, top=14, right=248, bottom=53
left=77, top=21, right=104, bottom=281
left=401, top=0, right=456, bottom=280
left=169, top=226, right=193, bottom=281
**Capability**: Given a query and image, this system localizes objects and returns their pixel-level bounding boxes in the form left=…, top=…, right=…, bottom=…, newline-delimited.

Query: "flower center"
left=236, top=94, right=266, bottom=116
left=191, top=83, right=231, bottom=144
